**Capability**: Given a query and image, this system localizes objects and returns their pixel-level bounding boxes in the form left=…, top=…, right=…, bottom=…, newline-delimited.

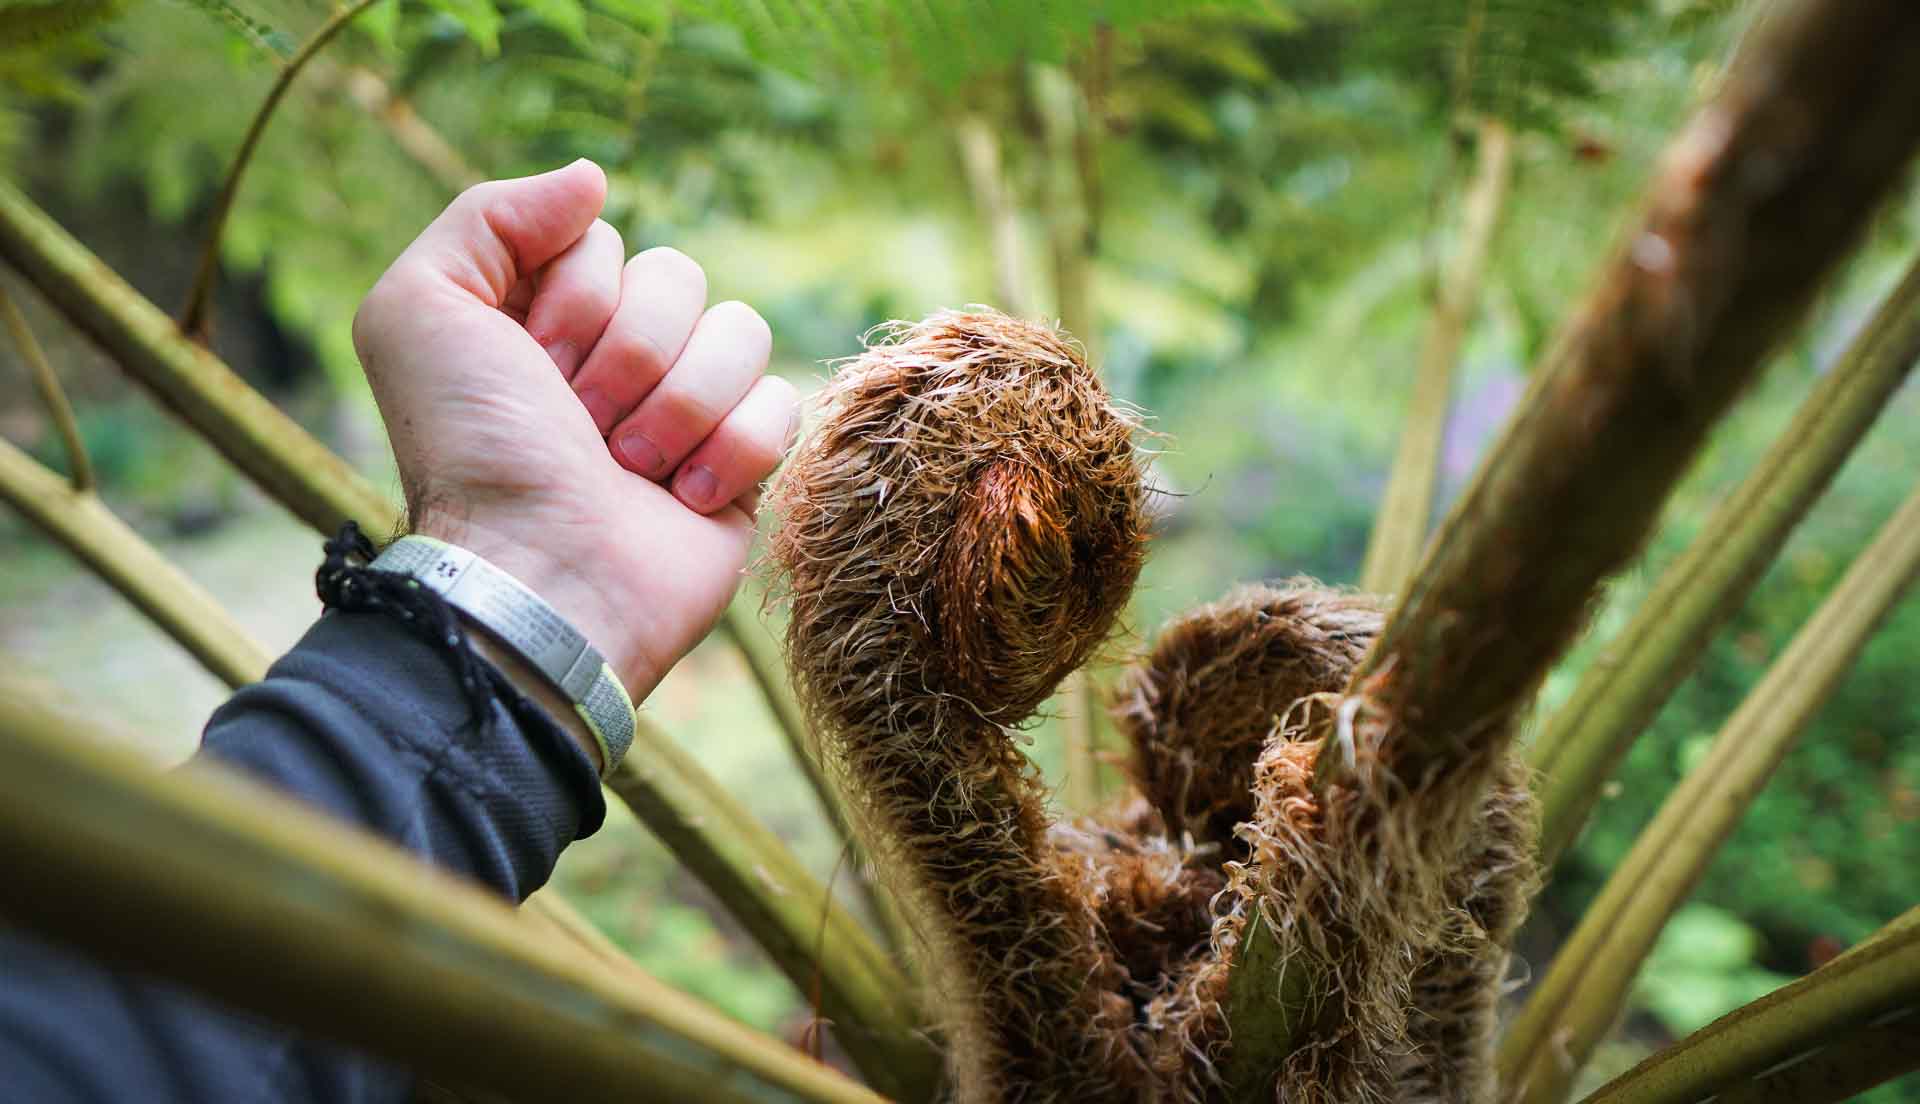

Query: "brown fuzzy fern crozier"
left=771, top=311, right=1536, bottom=1104
left=770, top=310, right=1150, bottom=1102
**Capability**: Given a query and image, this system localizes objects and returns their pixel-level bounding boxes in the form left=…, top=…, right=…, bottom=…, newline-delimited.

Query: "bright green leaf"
left=423, top=0, right=503, bottom=54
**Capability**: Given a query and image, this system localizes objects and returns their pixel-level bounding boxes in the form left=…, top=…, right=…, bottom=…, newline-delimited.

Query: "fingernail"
left=543, top=340, right=579, bottom=379
left=674, top=464, right=718, bottom=510
left=615, top=430, right=664, bottom=477
left=576, top=387, right=616, bottom=432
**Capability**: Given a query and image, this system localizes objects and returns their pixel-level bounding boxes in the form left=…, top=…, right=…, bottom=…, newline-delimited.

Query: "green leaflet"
left=171, top=0, right=295, bottom=58
left=0, top=0, right=127, bottom=50
left=515, top=0, right=589, bottom=45
left=424, top=0, right=504, bottom=54
left=677, top=0, right=1274, bottom=84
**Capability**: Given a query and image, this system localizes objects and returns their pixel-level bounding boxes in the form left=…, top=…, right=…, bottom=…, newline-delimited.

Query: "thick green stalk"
left=0, top=684, right=885, bottom=1104
left=718, top=602, right=851, bottom=845
left=0, top=436, right=269, bottom=688
left=1499, top=480, right=1920, bottom=1104
left=0, top=414, right=617, bottom=1017
left=1, top=282, right=92, bottom=490
left=717, top=601, right=910, bottom=957
left=1227, top=0, right=1920, bottom=1080
left=1707, top=1021, right=1920, bottom=1104
left=0, top=181, right=397, bottom=538
left=1220, top=911, right=1314, bottom=1102
left=180, top=0, right=383, bottom=337
left=0, top=182, right=922, bottom=1081
left=1358, top=117, right=1513, bottom=596
left=1033, top=59, right=1111, bottom=805
left=1337, top=0, right=1920, bottom=789
left=608, top=720, right=940, bottom=1101
left=953, top=112, right=1035, bottom=317
left=1574, top=908, right=1920, bottom=1104
left=1532, top=249, right=1920, bottom=866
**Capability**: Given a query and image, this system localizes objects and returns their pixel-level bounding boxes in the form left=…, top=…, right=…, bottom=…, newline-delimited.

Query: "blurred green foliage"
left=1, top=0, right=1915, bottom=1095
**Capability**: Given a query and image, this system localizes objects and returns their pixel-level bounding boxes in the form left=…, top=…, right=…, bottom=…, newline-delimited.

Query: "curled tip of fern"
left=773, top=307, right=1149, bottom=734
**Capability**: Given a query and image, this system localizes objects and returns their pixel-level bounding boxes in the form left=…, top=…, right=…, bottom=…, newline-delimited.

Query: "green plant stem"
left=1220, top=910, right=1314, bottom=1101
left=607, top=719, right=940, bottom=1101
left=0, top=436, right=269, bottom=688
left=309, top=59, right=483, bottom=192
left=715, top=601, right=910, bottom=956
left=954, top=112, right=1034, bottom=317
left=0, top=181, right=397, bottom=537
left=718, top=601, right=853, bottom=851
left=1707, top=1019, right=1920, bottom=1104
left=180, top=0, right=383, bottom=338
left=1358, top=116, right=1513, bottom=596
left=0, top=684, right=887, bottom=1104
left=1232, top=0, right=1920, bottom=1080
left=1332, top=0, right=1920, bottom=792
left=1531, top=246, right=1920, bottom=867
left=0, top=282, right=92, bottom=491
left=1032, top=58, right=1112, bottom=805
left=1499, top=481, right=1920, bottom=1104
left=1574, top=908, right=1920, bottom=1104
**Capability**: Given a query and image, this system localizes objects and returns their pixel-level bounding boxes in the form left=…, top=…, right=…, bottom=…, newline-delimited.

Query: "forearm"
left=199, top=608, right=605, bottom=894
left=0, top=606, right=605, bottom=1104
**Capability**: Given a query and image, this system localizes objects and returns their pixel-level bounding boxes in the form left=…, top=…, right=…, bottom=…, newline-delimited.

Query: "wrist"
left=369, top=528, right=641, bottom=775
left=467, top=633, right=604, bottom=775
left=409, top=510, right=661, bottom=700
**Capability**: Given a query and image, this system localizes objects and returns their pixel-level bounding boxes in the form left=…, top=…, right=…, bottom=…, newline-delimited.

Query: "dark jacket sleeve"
left=0, top=609, right=606, bottom=1103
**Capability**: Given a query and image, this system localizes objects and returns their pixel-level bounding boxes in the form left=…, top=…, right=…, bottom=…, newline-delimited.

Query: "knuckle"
left=453, top=179, right=505, bottom=213
left=602, top=328, right=671, bottom=379
left=759, top=374, right=801, bottom=406
left=652, top=388, right=723, bottom=434
left=352, top=275, right=403, bottom=354
left=588, top=218, right=623, bottom=253
left=631, top=246, right=705, bottom=292
left=709, top=299, right=771, bottom=345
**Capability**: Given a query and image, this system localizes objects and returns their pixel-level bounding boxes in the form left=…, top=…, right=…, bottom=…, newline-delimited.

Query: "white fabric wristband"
left=371, top=535, right=635, bottom=775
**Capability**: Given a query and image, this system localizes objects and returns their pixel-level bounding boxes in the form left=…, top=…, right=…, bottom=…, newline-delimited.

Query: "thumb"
left=401, top=159, right=608, bottom=308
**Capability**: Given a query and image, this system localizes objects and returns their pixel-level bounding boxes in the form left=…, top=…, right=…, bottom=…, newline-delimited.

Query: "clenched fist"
left=352, top=160, right=794, bottom=703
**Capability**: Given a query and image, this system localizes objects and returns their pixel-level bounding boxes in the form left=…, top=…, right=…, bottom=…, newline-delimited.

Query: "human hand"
left=352, top=160, right=794, bottom=703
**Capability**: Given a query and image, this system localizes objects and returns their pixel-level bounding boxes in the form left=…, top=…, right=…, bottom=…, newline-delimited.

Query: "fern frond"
left=680, top=0, right=1270, bottom=84
left=1362, top=0, right=1650, bottom=128
left=0, top=0, right=127, bottom=51
left=170, top=0, right=294, bottom=58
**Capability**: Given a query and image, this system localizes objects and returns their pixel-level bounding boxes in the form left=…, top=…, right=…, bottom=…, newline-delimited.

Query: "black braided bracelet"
left=314, top=522, right=564, bottom=750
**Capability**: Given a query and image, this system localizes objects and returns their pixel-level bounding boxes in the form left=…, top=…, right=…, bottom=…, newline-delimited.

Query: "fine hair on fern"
left=771, top=309, right=1151, bottom=1102
left=770, top=310, right=1537, bottom=1102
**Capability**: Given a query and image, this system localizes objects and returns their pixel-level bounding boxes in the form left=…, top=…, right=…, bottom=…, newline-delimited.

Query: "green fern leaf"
left=0, top=0, right=128, bottom=51
left=676, top=0, right=1270, bottom=84
left=514, top=0, right=589, bottom=45
left=169, top=0, right=294, bottom=58
left=424, top=0, right=505, bottom=54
